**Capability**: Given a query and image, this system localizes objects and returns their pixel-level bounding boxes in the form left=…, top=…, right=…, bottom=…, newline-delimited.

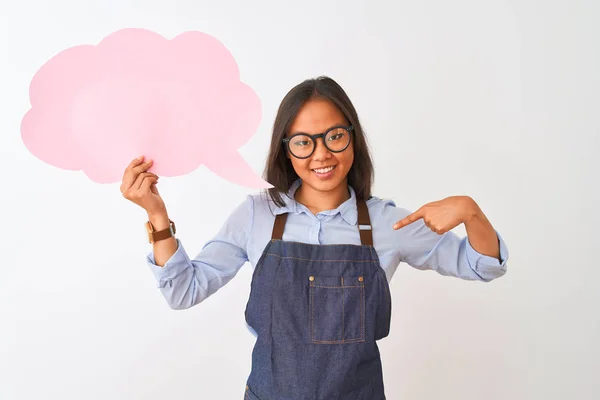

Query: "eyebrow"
left=288, top=124, right=347, bottom=136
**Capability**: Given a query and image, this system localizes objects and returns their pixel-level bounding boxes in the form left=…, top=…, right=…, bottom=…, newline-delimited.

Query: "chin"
left=306, top=181, right=342, bottom=193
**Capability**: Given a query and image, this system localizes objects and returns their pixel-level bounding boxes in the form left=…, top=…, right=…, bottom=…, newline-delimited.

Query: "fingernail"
left=137, top=155, right=144, bottom=160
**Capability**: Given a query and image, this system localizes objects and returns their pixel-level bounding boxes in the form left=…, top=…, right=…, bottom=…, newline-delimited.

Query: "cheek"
left=290, top=157, right=310, bottom=173
left=339, top=145, right=354, bottom=168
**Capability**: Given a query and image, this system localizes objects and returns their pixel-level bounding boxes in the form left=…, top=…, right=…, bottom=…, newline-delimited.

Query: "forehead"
left=289, top=98, right=347, bottom=134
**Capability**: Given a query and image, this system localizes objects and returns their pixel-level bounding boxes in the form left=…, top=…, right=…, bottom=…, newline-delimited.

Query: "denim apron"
left=244, top=198, right=392, bottom=399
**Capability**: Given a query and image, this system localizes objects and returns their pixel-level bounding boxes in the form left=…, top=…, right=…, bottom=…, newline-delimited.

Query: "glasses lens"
left=325, top=128, right=351, bottom=152
left=288, top=134, right=314, bottom=158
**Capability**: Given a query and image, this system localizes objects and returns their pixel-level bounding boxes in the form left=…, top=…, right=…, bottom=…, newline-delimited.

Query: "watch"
left=145, top=220, right=176, bottom=243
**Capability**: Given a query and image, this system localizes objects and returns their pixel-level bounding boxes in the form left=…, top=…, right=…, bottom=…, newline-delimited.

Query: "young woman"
left=121, top=76, right=508, bottom=400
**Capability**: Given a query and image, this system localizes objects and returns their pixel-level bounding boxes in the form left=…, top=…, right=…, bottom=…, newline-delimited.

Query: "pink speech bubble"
left=21, top=28, right=272, bottom=188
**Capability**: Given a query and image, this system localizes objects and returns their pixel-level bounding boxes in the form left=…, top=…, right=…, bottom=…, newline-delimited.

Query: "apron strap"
left=357, top=199, right=373, bottom=246
left=271, top=212, right=288, bottom=240
left=271, top=199, right=373, bottom=246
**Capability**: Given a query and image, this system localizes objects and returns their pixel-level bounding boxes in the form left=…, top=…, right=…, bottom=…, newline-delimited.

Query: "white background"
left=1, top=0, right=598, bottom=399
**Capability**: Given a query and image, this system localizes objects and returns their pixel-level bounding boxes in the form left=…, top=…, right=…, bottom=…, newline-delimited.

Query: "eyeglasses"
left=282, top=125, right=354, bottom=159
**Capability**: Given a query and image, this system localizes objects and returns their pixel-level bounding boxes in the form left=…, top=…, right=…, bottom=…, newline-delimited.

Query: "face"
left=285, top=98, right=354, bottom=196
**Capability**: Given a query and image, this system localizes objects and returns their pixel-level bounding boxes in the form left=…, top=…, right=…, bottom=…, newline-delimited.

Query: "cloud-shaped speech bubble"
left=21, top=28, right=272, bottom=188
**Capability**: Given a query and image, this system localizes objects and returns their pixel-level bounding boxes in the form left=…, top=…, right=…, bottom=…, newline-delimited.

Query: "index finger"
left=393, top=208, right=425, bottom=230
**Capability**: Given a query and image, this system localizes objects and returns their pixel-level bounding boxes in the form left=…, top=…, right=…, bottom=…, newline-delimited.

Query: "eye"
left=328, top=132, right=346, bottom=141
left=293, top=139, right=311, bottom=147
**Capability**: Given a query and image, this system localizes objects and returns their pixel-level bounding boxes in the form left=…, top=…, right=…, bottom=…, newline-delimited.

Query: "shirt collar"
left=273, top=179, right=358, bottom=226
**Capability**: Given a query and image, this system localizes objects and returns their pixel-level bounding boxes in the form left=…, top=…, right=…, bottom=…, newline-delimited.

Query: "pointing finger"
left=393, top=208, right=425, bottom=230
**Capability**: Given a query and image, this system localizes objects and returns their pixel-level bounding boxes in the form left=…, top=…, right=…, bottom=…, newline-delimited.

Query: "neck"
left=294, top=180, right=351, bottom=215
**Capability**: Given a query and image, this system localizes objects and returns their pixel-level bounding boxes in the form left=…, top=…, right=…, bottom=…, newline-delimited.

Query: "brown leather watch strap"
left=146, top=220, right=176, bottom=243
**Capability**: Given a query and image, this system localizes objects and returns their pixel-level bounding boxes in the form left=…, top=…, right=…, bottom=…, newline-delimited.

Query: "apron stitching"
left=341, top=276, right=345, bottom=341
left=264, top=253, right=377, bottom=263
left=310, top=281, right=314, bottom=341
left=311, top=285, right=362, bottom=288
left=311, top=339, right=365, bottom=344
left=271, top=239, right=372, bottom=249
left=362, top=282, right=366, bottom=340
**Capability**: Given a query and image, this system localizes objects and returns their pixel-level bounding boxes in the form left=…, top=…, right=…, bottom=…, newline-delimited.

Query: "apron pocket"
left=308, top=275, right=365, bottom=344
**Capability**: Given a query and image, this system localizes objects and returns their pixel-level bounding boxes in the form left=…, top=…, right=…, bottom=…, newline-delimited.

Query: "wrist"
left=147, top=210, right=170, bottom=230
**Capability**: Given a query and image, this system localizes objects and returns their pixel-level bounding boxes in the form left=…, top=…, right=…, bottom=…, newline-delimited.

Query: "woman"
left=121, top=76, right=508, bottom=399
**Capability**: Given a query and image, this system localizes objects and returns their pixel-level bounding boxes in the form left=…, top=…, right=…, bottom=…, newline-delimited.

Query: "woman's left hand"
left=392, top=196, right=480, bottom=234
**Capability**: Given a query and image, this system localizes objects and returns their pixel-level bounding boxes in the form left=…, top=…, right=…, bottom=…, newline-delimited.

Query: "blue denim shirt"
left=147, top=180, right=508, bottom=310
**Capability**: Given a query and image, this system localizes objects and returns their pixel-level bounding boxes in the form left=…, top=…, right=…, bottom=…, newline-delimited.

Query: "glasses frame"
left=282, top=125, right=354, bottom=159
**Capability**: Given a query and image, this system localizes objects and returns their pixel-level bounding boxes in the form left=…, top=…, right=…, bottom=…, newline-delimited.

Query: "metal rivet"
left=358, top=276, right=363, bottom=282
left=309, top=276, right=315, bottom=281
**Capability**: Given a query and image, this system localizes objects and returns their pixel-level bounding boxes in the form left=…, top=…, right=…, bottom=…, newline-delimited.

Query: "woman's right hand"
left=120, top=156, right=166, bottom=215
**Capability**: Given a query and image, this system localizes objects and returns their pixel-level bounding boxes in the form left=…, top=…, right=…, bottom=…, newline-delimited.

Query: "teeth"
left=313, top=166, right=335, bottom=173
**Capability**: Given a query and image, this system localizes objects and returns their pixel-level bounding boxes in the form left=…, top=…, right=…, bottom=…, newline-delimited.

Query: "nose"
left=312, top=136, right=332, bottom=161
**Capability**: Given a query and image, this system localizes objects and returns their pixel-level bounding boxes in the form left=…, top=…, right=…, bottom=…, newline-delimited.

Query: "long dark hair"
left=263, top=76, right=374, bottom=207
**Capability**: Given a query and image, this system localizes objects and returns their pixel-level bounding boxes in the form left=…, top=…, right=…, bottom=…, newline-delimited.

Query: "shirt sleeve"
left=146, top=195, right=254, bottom=309
left=379, top=199, right=508, bottom=282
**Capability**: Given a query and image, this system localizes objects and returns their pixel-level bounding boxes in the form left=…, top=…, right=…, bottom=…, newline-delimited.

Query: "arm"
left=146, top=195, right=254, bottom=309
left=386, top=197, right=508, bottom=282
left=463, top=202, right=501, bottom=261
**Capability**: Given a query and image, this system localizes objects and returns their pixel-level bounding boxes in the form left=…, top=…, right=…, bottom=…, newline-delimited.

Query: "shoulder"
left=228, top=191, right=280, bottom=211
left=366, top=195, right=413, bottom=224
left=219, top=192, right=279, bottom=236
left=244, top=190, right=288, bottom=220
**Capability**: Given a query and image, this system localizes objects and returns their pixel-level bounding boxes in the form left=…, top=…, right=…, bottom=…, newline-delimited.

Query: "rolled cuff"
left=465, top=230, right=509, bottom=280
left=146, top=239, right=191, bottom=287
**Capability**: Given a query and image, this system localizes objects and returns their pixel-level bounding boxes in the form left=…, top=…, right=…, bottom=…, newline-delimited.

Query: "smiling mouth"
left=312, top=166, right=336, bottom=173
